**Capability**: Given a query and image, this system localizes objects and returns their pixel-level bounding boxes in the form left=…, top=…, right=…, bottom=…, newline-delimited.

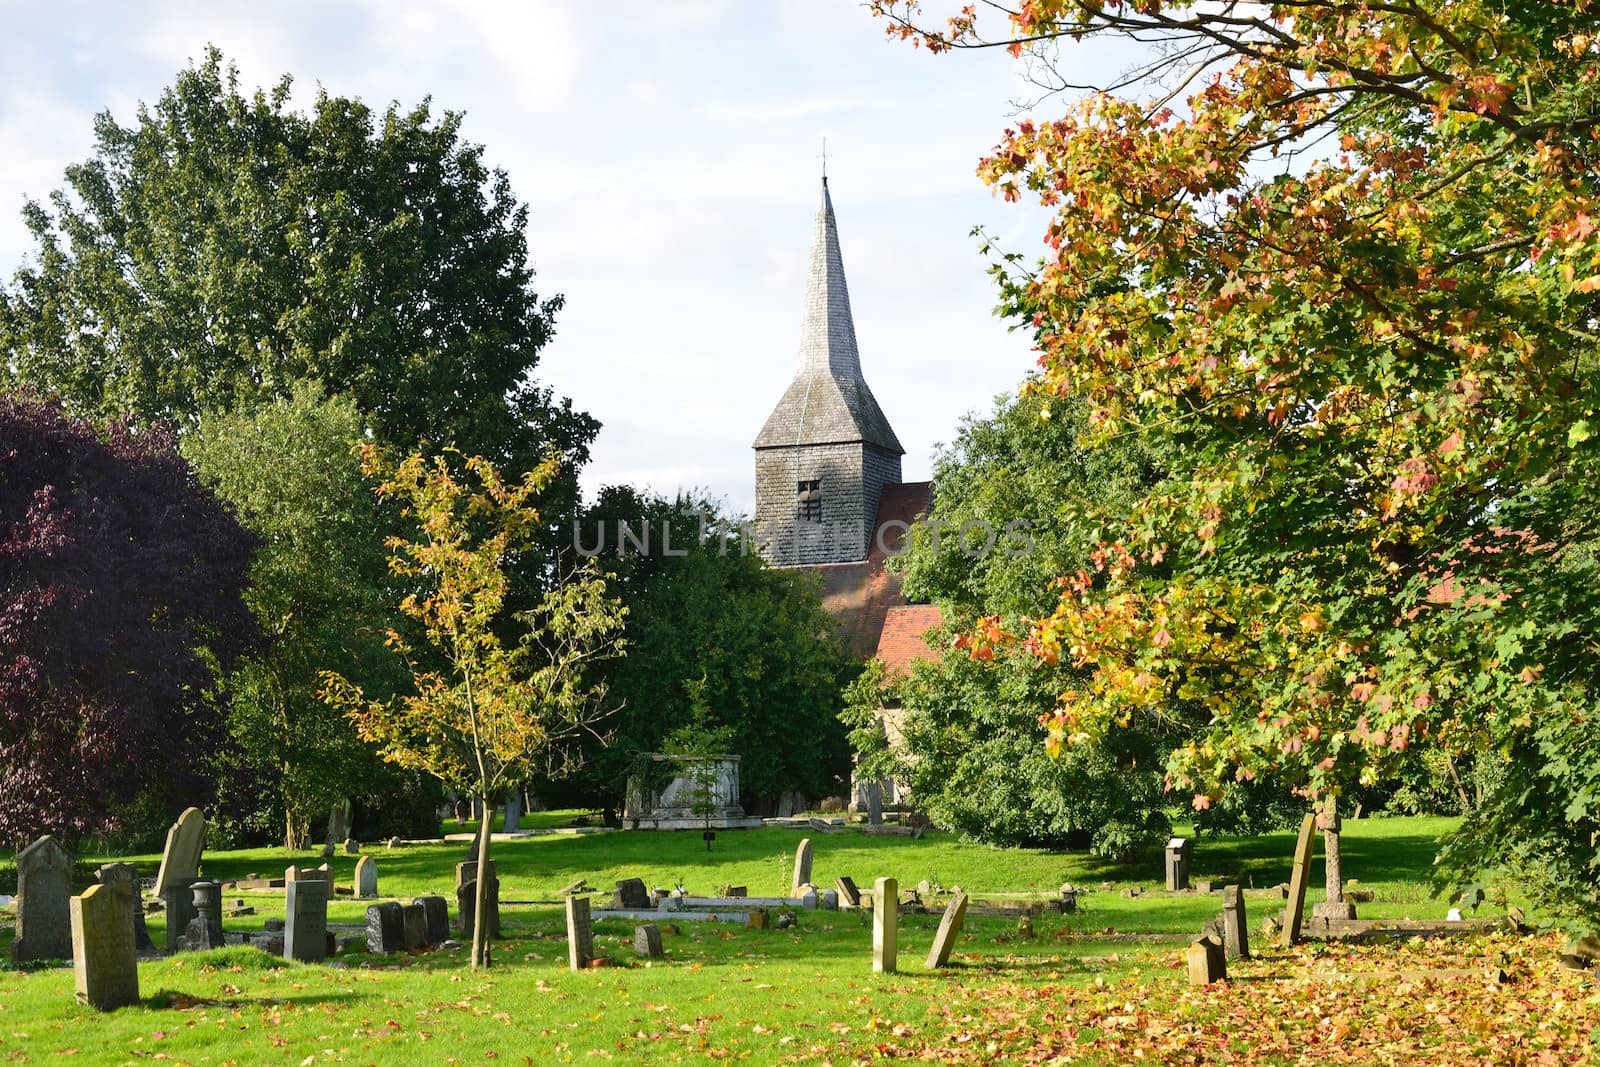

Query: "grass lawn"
left=0, top=815, right=1594, bottom=1065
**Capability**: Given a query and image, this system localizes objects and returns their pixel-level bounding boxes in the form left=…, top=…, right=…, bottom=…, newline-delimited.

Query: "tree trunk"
left=284, top=808, right=310, bottom=852
left=1322, top=795, right=1344, bottom=903
left=471, top=794, right=494, bottom=969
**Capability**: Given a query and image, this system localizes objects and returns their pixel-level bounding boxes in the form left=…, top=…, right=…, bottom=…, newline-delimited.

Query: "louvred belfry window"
left=797, top=479, right=822, bottom=522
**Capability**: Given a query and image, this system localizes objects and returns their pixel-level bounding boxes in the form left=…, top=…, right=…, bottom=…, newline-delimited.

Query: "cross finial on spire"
left=819, top=136, right=828, bottom=183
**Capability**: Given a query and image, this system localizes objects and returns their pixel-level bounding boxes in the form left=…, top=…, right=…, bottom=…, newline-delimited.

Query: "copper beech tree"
left=877, top=1, right=1600, bottom=915
left=321, top=448, right=624, bottom=968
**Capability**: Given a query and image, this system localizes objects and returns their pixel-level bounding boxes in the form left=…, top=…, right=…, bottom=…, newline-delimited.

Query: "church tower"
left=754, top=178, right=905, bottom=566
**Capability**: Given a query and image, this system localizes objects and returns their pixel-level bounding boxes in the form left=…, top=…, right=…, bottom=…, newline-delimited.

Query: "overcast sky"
left=0, top=1, right=1139, bottom=514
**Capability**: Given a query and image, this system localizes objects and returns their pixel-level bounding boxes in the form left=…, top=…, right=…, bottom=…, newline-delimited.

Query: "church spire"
left=797, top=177, right=863, bottom=380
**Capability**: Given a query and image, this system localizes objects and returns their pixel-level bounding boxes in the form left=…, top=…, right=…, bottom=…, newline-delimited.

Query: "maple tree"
left=0, top=392, right=255, bottom=844
left=875, top=1, right=1600, bottom=917
left=320, top=449, right=624, bottom=968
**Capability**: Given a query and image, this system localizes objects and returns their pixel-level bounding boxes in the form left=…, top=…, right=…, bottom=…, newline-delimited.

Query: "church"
left=751, top=177, right=943, bottom=676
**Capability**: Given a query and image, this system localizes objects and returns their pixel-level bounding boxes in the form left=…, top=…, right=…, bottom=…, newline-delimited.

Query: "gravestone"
left=613, top=878, right=650, bottom=910
left=791, top=839, right=814, bottom=895
left=401, top=902, right=428, bottom=950
left=1222, top=885, right=1250, bottom=959
left=355, top=856, right=378, bottom=899
left=342, top=839, right=359, bottom=856
left=154, top=808, right=206, bottom=898
left=1279, top=814, right=1318, bottom=947
left=872, top=877, right=899, bottom=974
left=96, top=862, right=153, bottom=952
left=836, top=876, right=862, bottom=908
left=1187, top=934, right=1227, bottom=985
left=455, top=861, right=500, bottom=938
left=925, top=891, right=969, bottom=969
left=747, top=908, right=770, bottom=930
left=503, top=793, right=523, bottom=834
left=12, top=835, right=73, bottom=962
left=365, top=901, right=404, bottom=954
left=284, top=878, right=329, bottom=963
left=162, top=883, right=196, bottom=954
left=415, top=896, right=450, bottom=944
left=70, top=883, right=139, bottom=1010
left=633, top=924, right=663, bottom=959
left=566, top=896, right=593, bottom=971
left=1165, top=837, right=1192, bottom=892
left=181, top=881, right=225, bottom=951
left=866, top=782, right=883, bottom=826
left=820, top=889, right=839, bottom=911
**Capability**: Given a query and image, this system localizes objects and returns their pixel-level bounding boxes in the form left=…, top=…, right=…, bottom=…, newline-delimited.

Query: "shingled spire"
left=754, top=178, right=906, bottom=567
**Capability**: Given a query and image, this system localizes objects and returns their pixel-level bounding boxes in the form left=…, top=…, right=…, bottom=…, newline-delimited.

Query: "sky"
left=0, top=1, right=1141, bottom=515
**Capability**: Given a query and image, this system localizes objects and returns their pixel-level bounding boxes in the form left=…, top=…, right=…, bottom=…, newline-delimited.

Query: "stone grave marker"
left=633, top=924, right=663, bottom=959
left=872, top=877, right=899, bottom=973
left=355, top=856, right=378, bottom=899
left=455, top=860, right=501, bottom=938
left=791, top=839, right=814, bottom=895
left=343, top=838, right=360, bottom=855
left=12, top=835, right=73, bottom=962
left=1165, top=837, right=1192, bottom=892
left=566, top=895, right=593, bottom=971
left=181, top=881, right=225, bottom=951
left=1279, top=814, right=1318, bottom=947
left=613, top=878, right=650, bottom=910
left=70, top=883, right=139, bottom=1011
left=747, top=908, right=769, bottom=930
left=401, top=902, right=428, bottom=950
left=836, top=876, right=861, bottom=908
left=366, top=901, right=404, bottom=954
left=415, top=896, right=450, bottom=944
left=866, top=781, right=883, bottom=825
left=162, top=882, right=196, bottom=954
left=820, top=889, right=839, bottom=910
left=285, top=877, right=329, bottom=963
left=925, top=891, right=969, bottom=970
left=96, top=862, right=153, bottom=952
left=1187, top=934, right=1227, bottom=985
left=154, top=808, right=206, bottom=898
left=1222, top=885, right=1250, bottom=959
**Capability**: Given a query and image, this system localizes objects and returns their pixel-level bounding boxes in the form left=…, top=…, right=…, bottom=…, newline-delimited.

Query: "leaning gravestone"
left=455, top=860, right=501, bottom=938
left=872, top=877, right=899, bottom=974
left=415, top=896, right=450, bottom=945
left=96, top=863, right=153, bottom=952
left=401, top=902, right=428, bottom=950
left=1279, top=814, right=1318, bottom=947
left=613, top=878, right=650, bottom=910
left=1222, top=885, right=1250, bottom=959
left=566, top=895, right=593, bottom=971
left=284, top=878, right=329, bottom=963
left=71, top=883, right=139, bottom=1010
left=791, top=839, right=814, bottom=896
left=633, top=924, right=663, bottom=959
left=12, top=835, right=73, bottom=962
left=154, top=808, right=206, bottom=899
left=365, top=901, right=404, bottom=955
left=925, top=891, right=969, bottom=970
left=1187, top=933, right=1227, bottom=985
left=355, top=856, right=378, bottom=899
left=180, top=881, right=225, bottom=952
left=836, top=876, right=862, bottom=908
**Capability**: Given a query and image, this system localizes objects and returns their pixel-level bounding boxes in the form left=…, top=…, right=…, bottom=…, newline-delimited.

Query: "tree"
left=319, top=448, right=624, bottom=969
left=0, top=391, right=255, bottom=844
left=1, top=47, right=596, bottom=528
left=875, top=2, right=1600, bottom=919
left=182, top=382, right=403, bottom=849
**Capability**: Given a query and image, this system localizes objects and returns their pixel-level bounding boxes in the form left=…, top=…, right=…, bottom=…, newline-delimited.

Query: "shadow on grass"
left=146, top=988, right=364, bottom=1011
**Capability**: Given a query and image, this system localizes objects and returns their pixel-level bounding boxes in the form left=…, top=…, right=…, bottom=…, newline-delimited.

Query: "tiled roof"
left=875, top=603, right=944, bottom=675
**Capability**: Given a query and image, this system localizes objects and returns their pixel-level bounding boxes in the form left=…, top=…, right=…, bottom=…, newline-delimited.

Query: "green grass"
left=0, top=815, right=1548, bottom=1065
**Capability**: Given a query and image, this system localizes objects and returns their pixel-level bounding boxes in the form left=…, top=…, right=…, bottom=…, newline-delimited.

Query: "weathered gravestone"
left=1165, top=837, right=1192, bottom=892
left=791, top=839, right=814, bottom=896
left=342, top=839, right=360, bottom=856
left=401, top=902, right=428, bottom=950
left=835, top=876, right=862, bottom=908
left=566, top=895, right=593, bottom=971
left=503, top=793, right=523, bottom=834
left=154, top=808, right=206, bottom=899
left=355, top=856, right=378, bottom=899
left=180, top=881, right=225, bottom=952
left=96, top=862, right=153, bottom=952
left=1187, top=933, right=1227, bottom=985
left=455, top=861, right=501, bottom=938
left=633, top=924, right=663, bottom=959
left=925, top=891, right=969, bottom=970
left=872, top=877, right=899, bottom=974
left=284, top=877, right=329, bottom=963
left=1223, top=885, right=1250, bottom=960
left=612, top=878, right=649, bottom=910
left=366, top=901, right=404, bottom=955
left=415, top=896, right=450, bottom=945
left=866, top=782, right=883, bottom=826
left=70, top=883, right=139, bottom=1010
left=12, top=835, right=73, bottom=962
left=1279, top=814, right=1318, bottom=948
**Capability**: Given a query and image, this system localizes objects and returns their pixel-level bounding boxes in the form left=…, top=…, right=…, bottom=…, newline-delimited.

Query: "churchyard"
left=1, top=813, right=1593, bottom=1064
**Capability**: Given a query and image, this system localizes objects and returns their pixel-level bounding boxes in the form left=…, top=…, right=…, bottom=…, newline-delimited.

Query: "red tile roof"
left=875, top=604, right=944, bottom=675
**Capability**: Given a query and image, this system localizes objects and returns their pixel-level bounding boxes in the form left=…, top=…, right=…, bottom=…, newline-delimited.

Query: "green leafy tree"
left=1, top=47, right=595, bottom=527
left=320, top=449, right=625, bottom=969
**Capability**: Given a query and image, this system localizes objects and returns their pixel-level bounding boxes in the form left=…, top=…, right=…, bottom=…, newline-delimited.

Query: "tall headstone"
left=1165, top=837, right=1192, bottom=892
left=365, top=901, right=404, bottom=955
left=566, top=896, right=594, bottom=971
left=633, top=924, right=663, bottom=959
left=162, top=883, right=196, bottom=954
left=415, top=896, right=450, bottom=944
left=96, top=862, right=153, bottom=952
left=925, top=891, right=969, bottom=970
left=455, top=860, right=500, bottom=938
left=866, top=782, right=883, bottom=826
left=285, top=878, right=329, bottom=963
left=355, top=856, right=378, bottom=899
left=70, top=883, right=139, bottom=1010
left=1222, top=885, right=1250, bottom=959
left=872, top=877, right=898, bottom=974
left=503, top=793, right=523, bottom=834
left=1187, top=934, right=1227, bottom=985
left=154, top=808, right=206, bottom=899
left=836, top=876, right=862, bottom=908
left=181, top=881, right=225, bottom=951
left=791, top=839, right=814, bottom=896
left=1279, top=814, right=1318, bottom=947
left=12, top=835, right=73, bottom=962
